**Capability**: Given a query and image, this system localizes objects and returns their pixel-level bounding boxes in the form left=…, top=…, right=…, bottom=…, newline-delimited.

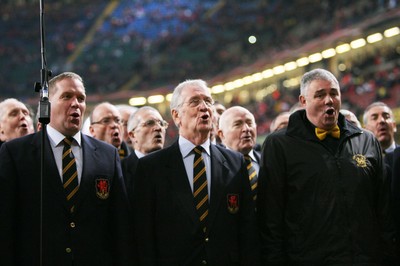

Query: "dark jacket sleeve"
left=0, top=143, right=17, bottom=265
left=257, top=134, right=288, bottom=265
left=110, top=148, right=135, bottom=265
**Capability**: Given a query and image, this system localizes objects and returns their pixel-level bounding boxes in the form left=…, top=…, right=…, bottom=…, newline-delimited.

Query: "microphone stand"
left=34, top=0, right=51, bottom=265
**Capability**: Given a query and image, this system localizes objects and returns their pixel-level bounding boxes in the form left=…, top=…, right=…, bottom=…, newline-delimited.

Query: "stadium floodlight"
left=384, top=27, right=400, bottom=37
left=262, top=69, right=274, bottom=78
left=242, top=75, right=254, bottom=85
left=166, top=93, right=173, bottom=102
left=147, top=95, right=164, bottom=104
left=283, top=77, right=300, bottom=88
left=239, top=90, right=250, bottom=101
left=284, top=61, right=297, bottom=71
left=129, top=97, right=146, bottom=106
left=336, top=43, right=351, bottom=54
left=273, top=65, right=285, bottom=75
left=251, top=72, right=263, bottom=81
left=296, top=57, right=309, bottom=67
left=211, top=85, right=225, bottom=94
left=322, top=48, right=336, bottom=58
left=308, top=53, right=322, bottom=63
left=233, top=78, right=244, bottom=88
left=224, top=81, right=236, bottom=91
left=350, top=38, right=366, bottom=49
left=367, top=33, right=383, bottom=43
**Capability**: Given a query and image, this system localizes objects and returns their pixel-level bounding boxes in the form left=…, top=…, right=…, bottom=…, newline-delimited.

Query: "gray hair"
left=127, top=106, right=160, bottom=132
left=170, top=79, right=209, bottom=111
left=0, top=98, right=26, bottom=122
left=300, top=68, right=339, bottom=96
left=362, top=101, right=393, bottom=125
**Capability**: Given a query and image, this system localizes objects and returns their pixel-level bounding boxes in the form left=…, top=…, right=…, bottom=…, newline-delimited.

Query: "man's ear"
left=89, top=125, right=96, bottom=137
left=217, top=129, right=224, bottom=142
left=299, top=95, right=306, bottom=107
left=171, top=109, right=180, bottom=127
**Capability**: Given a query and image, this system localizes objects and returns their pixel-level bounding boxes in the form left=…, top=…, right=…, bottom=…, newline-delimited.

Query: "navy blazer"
left=132, top=141, right=259, bottom=265
left=385, top=147, right=400, bottom=232
left=121, top=151, right=139, bottom=207
left=0, top=131, right=133, bottom=266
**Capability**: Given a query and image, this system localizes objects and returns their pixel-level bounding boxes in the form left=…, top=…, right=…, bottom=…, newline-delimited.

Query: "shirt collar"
left=134, top=149, right=146, bottom=159
left=246, top=149, right=256, bottom=162
left=47, top=125, right=82, bottom=147
left=179, top=136, right=211, bottom=158
left=385, top=141, right=396, bottom=153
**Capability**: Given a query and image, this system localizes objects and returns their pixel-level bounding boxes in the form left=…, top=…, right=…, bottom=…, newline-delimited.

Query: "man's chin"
left=112, top=140, right=122, bottom=148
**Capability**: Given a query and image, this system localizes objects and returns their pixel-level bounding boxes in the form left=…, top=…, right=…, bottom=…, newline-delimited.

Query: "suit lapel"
left=208, top=145, right=230, bottom=229
left=73, top=134, right=96, bottom=207
left=32, top=130, right=69, bottom=210
left=165, top=142, right=200, bottom=226
left=253, top=150, right=261, bottom=164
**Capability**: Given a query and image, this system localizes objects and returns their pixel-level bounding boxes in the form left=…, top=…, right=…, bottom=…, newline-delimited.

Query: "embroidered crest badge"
left=227, top=194, right=239, bottom=214
left=353, top=154, right=367, bottom=168
left=95, top=178, right=110, bottom=199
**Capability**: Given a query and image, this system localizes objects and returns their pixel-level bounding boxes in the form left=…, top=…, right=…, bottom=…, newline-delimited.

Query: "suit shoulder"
left=138, top=146, right=172, bottom=164
left=1, top=133, right=36, bottom=149
left=121, top=152, right=138, bottom=165
left=214, top=144, right=243, bottom=160
left=82, top=134, right=117, bottom=152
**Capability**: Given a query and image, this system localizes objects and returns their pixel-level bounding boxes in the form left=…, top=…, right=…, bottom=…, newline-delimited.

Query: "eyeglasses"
left=183, top=97, right=214, bottom=108
left=134, top=119, right=169, bottom=131
left=91, top=116, right=123, bottom=126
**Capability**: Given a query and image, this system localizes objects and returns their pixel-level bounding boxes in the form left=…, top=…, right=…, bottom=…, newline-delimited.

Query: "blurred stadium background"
left=1, top=0, right=400, bottom=143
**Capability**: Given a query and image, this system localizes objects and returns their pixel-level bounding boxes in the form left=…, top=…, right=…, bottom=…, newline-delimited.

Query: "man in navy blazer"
left=0, top=72, right=133, bottom=266
left=218, top=106, right=261, bottom=201
left=132, top=79, right=259, bottom=265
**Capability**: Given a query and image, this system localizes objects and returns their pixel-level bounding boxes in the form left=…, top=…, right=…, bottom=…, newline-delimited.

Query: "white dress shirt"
left=46, top=125, right=83, bottom=184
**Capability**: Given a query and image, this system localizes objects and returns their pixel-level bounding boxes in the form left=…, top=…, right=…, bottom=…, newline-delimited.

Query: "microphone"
left=34, top=69, right=52, bottom=125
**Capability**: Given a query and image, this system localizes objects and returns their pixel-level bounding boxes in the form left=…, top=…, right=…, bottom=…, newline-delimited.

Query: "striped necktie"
left=244, top=155, right=258, bottom=201
left=118, top=148, right=126, bottom=159
left=193, top=146, right=209, bottom=233
left=62, top=137, right=79, bottom=213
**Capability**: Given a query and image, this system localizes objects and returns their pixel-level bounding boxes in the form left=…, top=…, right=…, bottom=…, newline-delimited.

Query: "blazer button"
left=204, top=237, right=209, bottom=242
left=70, top=222, right=76, bottom=228
left=66, top=248, right=72, bottom=253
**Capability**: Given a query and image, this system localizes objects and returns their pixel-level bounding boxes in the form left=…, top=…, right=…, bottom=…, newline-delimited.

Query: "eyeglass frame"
left=180, top=96, right=214, bottom=108
left=91, top=116, right=123, bottom=126
left=131, top=119, right=169, bottom=132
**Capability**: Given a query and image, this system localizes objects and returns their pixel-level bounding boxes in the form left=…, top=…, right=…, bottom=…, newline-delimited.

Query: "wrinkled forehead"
left=181, top=85, right=211, bottom=99
left=141, top=111, right=162, bottom=121
left=308, top=79, right=340, bottom=94
left=4, top=101, right=29, bottom=116
left=369, top=105, right=392, bottom=116
left=93, top=105, right=121, bottom=120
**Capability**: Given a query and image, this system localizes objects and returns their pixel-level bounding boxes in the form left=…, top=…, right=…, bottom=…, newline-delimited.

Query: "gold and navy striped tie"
left=62, top=137, right=79, bottom=213
left=244, top=155, right=258, bottom=201
left=193, top=146, right=208, bottom=233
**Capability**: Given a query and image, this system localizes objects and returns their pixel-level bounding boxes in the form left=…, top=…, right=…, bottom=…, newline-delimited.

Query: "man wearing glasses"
left=132, top=79, right=259, bottom=265
left=121, top=106, right=168, bottom=205
left=89, top=102, right=130, bottom=159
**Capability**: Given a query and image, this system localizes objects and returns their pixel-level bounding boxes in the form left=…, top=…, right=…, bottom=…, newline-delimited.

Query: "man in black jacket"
left=257, top=68, right=398, bottom=265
